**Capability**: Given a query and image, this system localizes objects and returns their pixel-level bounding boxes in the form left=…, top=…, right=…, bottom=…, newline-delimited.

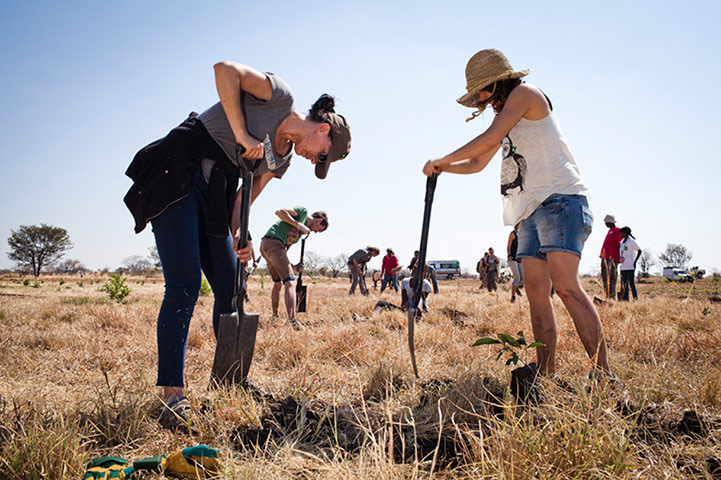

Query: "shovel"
left=407, top=172, right=438, bottom=378
left=296, top=234, right=310, bottom=313
left=210, top=168, right=260, bottom=387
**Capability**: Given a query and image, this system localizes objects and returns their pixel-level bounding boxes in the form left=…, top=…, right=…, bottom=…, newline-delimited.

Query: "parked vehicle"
left=428, top=260, right=461, bottom=280
left=662, top=267, right=693, bottom=282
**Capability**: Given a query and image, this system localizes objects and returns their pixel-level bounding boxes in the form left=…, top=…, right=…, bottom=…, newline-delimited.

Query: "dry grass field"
left=1, top=273, right=720, bottom=479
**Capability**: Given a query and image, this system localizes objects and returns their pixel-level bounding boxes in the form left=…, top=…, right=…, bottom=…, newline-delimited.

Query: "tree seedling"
left=473, top=331, right=545, bottom=403
left=472, top=330, right=544, bottom=366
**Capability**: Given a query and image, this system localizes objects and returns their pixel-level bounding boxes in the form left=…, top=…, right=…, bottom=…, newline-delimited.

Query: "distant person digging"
left=347, top=246, right=379, bottom=295
left=260, top=207, right=328, bottom=329
left=401, top=264, right=432, bottom=313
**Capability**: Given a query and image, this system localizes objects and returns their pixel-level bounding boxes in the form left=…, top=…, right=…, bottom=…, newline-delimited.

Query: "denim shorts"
left=516, top=194, right=593, bottom=260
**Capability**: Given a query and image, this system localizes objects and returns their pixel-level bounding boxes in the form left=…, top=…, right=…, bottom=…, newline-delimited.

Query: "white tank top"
left=500, top=111, right=590, bottom=226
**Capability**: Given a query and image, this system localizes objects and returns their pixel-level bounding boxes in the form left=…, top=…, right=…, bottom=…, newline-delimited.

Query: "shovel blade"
left=296, top=285, right=307, bottom=313
left=210, top=311, right=260, bottom=387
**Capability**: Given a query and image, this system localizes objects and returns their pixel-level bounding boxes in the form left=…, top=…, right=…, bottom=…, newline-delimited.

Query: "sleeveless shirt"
left=500, top=111, right=590, bottom=226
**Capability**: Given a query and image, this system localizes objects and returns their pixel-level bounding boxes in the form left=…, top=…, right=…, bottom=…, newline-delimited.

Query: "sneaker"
left=158, top=395, right=191, bottom=432
left=289, top=318, right=305, bottom=330
left=517, top=288, right=523, bottom=297
left=510, top=296, right=516, bottom=303
left=588, top=369, right=625, bottom=392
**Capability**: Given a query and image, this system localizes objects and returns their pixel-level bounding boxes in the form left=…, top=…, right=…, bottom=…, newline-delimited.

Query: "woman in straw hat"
left=124, top=61, right=351, bottom=430
left=423, top=49, right=609, bottom=378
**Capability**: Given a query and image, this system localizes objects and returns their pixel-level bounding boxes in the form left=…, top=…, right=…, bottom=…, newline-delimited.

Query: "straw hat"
left=457, top=49, right=530, bottom=108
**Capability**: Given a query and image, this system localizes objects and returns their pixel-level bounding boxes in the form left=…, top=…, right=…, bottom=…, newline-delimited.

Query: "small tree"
left=659, top=243, right=692, bottom=268
left=638, top=249, right=655, bottom=277
left=303, top=251, right=324, bottom=275
left=120, top=255, right=154, bottom=275
left=148, top=245, right=162, bottom=270
left=325, top=253, right=349, bottom=278
left=55, top=258, right=87, bottom=274
left=103, top=273, right=131, bottom=302
left=7, top=224, right=73, bottom=278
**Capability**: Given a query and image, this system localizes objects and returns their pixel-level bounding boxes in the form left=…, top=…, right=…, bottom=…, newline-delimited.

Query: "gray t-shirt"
left=198, top=72, right=294, bottom=181
left=348, top=249, right=372, bottom=265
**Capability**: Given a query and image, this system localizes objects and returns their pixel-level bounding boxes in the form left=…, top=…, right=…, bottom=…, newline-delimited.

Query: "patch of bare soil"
left=232, top=376, right=507, bottom=469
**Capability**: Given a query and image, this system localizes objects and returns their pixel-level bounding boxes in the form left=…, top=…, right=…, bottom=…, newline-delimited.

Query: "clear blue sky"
left=1, top=1, right=720, bottom=275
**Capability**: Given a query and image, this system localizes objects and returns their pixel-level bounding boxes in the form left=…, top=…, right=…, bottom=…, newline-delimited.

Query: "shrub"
left=23, top=278, right=30, bottom=286
left=199, top=277, right=212, bottom=296
left=102, top=274, right=131, bottom=302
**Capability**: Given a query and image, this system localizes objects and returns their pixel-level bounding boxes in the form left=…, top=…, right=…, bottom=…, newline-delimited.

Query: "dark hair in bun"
left=308, top=94, right=336, bottom=123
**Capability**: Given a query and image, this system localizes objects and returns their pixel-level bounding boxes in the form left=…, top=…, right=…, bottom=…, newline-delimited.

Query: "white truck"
left=428, top=260, right=461, bottom=280
left=662, top=267, right=693, bottom=282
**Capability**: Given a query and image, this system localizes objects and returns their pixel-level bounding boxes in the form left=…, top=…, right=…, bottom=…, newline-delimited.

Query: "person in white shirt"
left=618, top=227, right=642, bottom=301
left=423, top=48, right=608, bottom=377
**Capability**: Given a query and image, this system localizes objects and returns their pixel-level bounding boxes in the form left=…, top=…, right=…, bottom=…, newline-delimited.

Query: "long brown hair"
left=483, top=78, right=522, bottom=113
left=466, top=78, right=523, bottom=121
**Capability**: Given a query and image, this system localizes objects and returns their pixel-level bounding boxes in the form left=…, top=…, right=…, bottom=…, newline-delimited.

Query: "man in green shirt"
left=260, top=206, right=328, bottom=328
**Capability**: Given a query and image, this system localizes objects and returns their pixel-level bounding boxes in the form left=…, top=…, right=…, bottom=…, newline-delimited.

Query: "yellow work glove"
left=161, top=445, right=221, bottom=479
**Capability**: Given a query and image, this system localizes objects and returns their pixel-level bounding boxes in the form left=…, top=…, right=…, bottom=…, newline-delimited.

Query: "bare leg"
left=271, top=281, right=281, bottom=317
left=547, top=251, right=609, bottom=371
left=522, top=257, right=557, bottom=374
left=284, top=279, right=297, bottom=321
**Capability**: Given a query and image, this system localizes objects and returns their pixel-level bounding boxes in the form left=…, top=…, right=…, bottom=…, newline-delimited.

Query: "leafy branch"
left=472, top=331, right=544, bottom=366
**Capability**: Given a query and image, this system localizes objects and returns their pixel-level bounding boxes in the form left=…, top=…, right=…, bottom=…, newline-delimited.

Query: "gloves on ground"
left=84, top=445, right=221, bottom=480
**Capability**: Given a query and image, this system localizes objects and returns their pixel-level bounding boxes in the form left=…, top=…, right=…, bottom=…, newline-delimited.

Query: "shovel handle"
left=407, top=172, right=438, bottom=378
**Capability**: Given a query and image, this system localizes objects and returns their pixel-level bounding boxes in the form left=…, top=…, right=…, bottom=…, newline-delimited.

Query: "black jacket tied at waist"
left=124, top=113, right=241, bottom=237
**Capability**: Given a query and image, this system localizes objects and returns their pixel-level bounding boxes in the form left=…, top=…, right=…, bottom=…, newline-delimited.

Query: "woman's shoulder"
left=265, top=73, right=295, bottom=104
left=510, top=83, right=551, bottom=120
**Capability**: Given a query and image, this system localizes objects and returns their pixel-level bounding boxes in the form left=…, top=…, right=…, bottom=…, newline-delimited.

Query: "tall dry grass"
left=0, top=273, right=719, bottom=478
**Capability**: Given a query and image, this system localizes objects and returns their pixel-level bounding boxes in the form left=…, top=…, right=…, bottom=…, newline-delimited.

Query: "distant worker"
left=618, top=227, right=642, bottom=301
left=348, top=246, right=380, bottom=295
left=477, top=252, right=489, bottom=289
left=408, top=250, right=419, bottom=271
left=401, top=264, right=432, bottom=312
left=380, top=248, right=400, bottom=292
left=370, top=269, right=382, bottom=289
left=600, top=214, right=622, bottom=300
left=507, top=227, right=524, bottom=302
left=260, top=207, right=328, bottom=328
left=428, top=263, right=439, bottom=293
left=485, top=247, right=500, bottom=292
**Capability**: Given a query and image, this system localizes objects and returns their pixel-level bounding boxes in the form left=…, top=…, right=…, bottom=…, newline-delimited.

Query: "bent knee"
left=553, top=283, right=586, bottom=303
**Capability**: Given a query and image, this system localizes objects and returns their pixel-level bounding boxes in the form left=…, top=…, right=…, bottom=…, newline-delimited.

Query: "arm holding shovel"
left=231, top=171, right=276, bottom=263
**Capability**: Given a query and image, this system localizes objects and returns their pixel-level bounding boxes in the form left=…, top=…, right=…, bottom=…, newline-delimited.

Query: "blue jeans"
left=517, top=194, right=593, bottom=260
left=381, top=273, right=399, bottom=292
left=151, top=171, right=236, bottom=387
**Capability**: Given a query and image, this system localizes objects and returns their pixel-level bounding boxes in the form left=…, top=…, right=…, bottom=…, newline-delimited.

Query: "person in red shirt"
left=380, top=248, right=400, bottom=292
left=599, top=214, right=622, bottom=299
